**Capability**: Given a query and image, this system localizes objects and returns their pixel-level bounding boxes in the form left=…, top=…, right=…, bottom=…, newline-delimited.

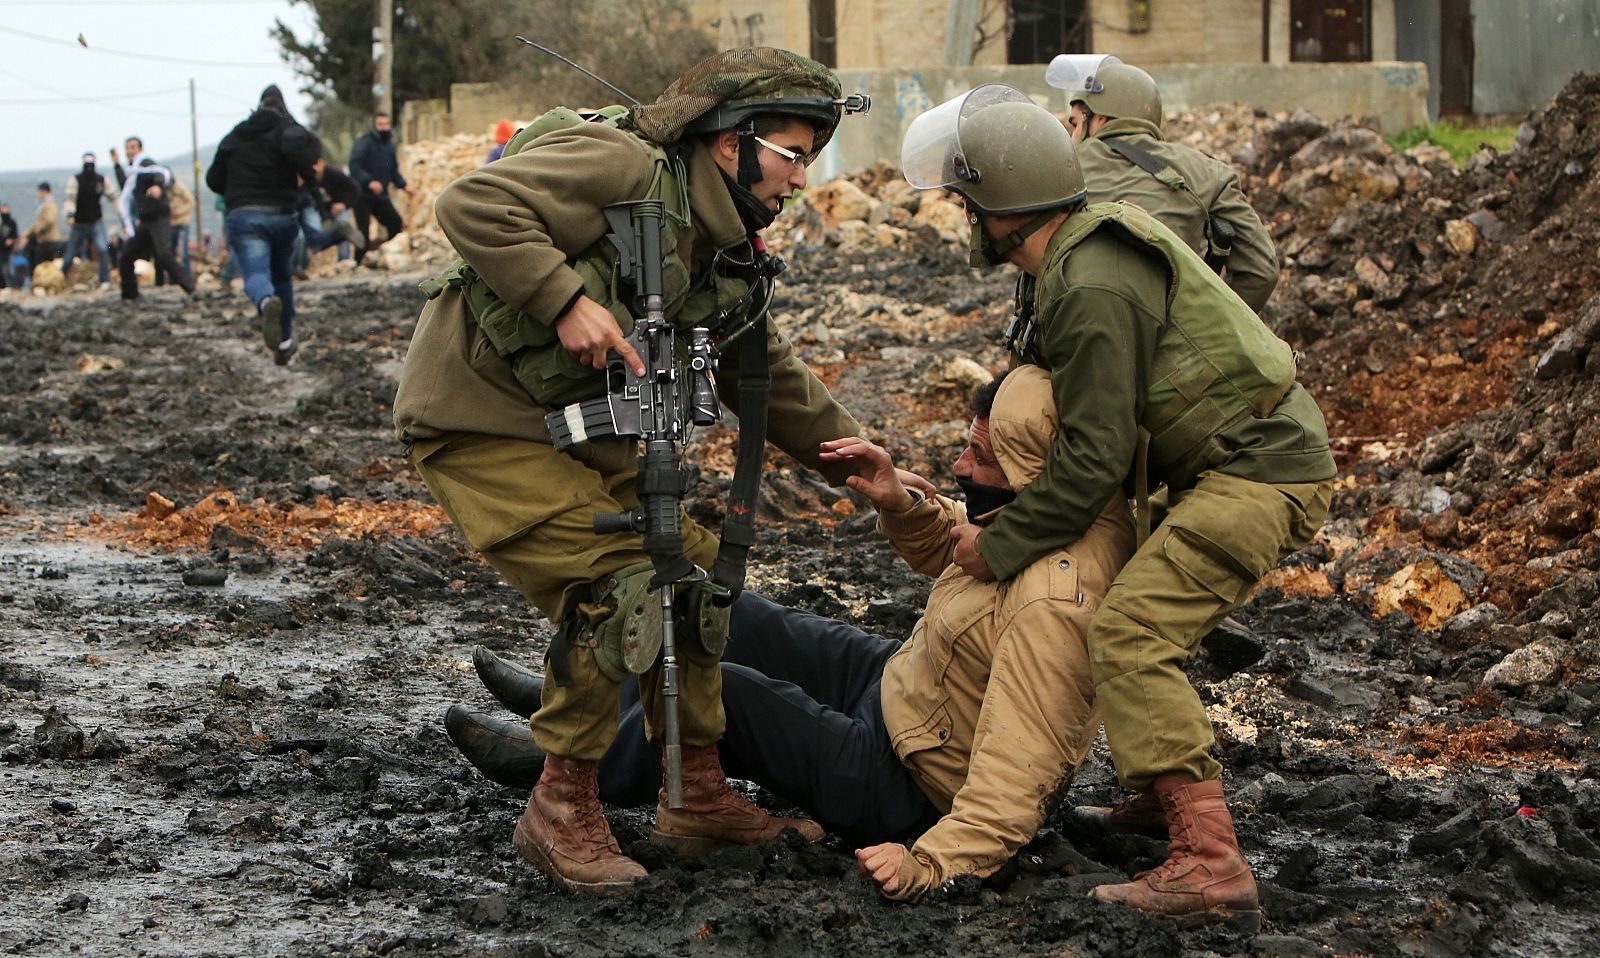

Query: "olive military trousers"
left=413, top=433, right=724, bottom=761
left=1088, top=470, right=1332, bottom=790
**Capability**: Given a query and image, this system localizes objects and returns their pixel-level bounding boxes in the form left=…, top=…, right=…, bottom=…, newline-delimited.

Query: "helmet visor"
left=901, top=83, right=1034, bottom=190
left=1045, top=54, right=1122, bottom=94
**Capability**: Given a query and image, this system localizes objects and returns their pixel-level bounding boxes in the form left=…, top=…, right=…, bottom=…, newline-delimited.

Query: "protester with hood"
left=62, top=153, right=117, bottom=288
left=206, top=84, right=322, bottom=365
left=486, top=119, right=516, bottom=164
left=393, top=47, right=871, bottom=895
left=444, top=366, right=1136, bottom=902
left=347, top=112, right=412, bottom=259
left=117, top=156, right=194, bottom=299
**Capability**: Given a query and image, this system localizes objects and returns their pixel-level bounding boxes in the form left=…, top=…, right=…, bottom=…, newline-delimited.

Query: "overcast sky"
left=0, top=0, right=321, bottom=172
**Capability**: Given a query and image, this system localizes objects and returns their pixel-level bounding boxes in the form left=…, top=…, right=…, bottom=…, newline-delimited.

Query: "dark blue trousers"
left=597, top=592, right=941, bottom=847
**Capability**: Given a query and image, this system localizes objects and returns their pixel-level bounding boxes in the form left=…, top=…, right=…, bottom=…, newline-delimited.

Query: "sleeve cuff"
left=522, top=269, right=588, bottom=326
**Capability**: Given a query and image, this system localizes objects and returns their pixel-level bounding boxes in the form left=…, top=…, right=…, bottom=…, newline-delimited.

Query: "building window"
left=1008, top=0, right=1091, bottom=64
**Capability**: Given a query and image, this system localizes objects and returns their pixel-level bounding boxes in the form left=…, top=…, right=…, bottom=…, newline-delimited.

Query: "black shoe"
left=473, top=646, right=543, bottom=718
left=273, top=340, right=298, bottom=366
left=443, top=704, right=544, bottom=789
left=258, top=296, right=283, bottom=350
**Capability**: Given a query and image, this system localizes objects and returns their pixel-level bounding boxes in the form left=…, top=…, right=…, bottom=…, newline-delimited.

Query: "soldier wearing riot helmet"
left=1047, top=54, right=1280, bottom=311
left=393, top=48, right=869, bottom=895
left=901, top=84, right=1335, bottom=930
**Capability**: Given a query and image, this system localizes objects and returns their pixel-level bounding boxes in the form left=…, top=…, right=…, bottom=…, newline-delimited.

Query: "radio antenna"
left=515, top=36, right=641, bottom=106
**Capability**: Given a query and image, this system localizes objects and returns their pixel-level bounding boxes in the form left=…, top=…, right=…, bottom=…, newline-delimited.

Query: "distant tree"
left=274, top=0, right=715, bottom=141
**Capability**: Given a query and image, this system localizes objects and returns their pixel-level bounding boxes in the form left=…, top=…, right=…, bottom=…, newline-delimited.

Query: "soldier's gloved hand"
left=950, top=523, right=996, bottom=581
left=818, top=437, right=915, bottom=512
left=556, top=294, right=645, bottom=376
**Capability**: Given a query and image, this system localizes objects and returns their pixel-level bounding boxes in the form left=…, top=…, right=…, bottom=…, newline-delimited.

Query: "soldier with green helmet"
left=1047, top=54, right=1280, bottom=311
left=393, top=48, right=868, bottom=895
left=901, top=84, right=1335, bottom=929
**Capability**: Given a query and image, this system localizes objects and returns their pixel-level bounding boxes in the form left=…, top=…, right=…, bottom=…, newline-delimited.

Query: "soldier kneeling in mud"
left=446, top=366, right=1137, bottom=901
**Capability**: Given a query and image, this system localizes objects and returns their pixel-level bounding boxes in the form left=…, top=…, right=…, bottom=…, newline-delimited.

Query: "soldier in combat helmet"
left=1048, top=54, right=1279, bottom=311
left=393, top=48, right=869, bottom=895
left=900, top=84, right=1335, bottom=930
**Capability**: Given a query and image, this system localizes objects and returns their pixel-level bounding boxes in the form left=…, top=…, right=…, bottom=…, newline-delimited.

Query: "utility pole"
left=189, top=77, right=203, bottom=261
left=374, top=0, right=393, bottom=119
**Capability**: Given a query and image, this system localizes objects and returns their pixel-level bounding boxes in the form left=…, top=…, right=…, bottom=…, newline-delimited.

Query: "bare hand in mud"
left=854, top=843, right=907, bottom=895
left=950, top=523, right=994, bottom=581
left=818, top=437, right=919, bottom=512
left=556, top=295, right=644, bottom=375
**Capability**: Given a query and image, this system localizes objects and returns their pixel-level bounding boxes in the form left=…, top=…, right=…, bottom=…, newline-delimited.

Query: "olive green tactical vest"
left=1022, top=201, right=1295, bottom=490
left=420, top=110, right=756, bottom=409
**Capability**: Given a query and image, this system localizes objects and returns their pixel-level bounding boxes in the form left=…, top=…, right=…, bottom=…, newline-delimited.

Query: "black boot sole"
left=472, top=646, right=543, bottom=717
left=443, top=704, right=544, bottom=789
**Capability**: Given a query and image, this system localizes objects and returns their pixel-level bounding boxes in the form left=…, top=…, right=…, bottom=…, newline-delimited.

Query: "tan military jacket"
left=875, top=367, right=1136, bottom=899
left=27, top=197, right=59, bottom=243
left=1078, top=117, right=1278, bottom=311
left=392, top=123, right=861, bottom=482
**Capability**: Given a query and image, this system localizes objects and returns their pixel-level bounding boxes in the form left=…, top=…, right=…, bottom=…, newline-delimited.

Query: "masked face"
left=374, top=115, right=393, bottom=141
left=953, top=416, right=1016, bottom=519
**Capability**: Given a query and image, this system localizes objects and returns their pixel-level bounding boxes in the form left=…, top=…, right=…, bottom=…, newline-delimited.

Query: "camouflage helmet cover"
left=628, top=47, right=847, bottom=150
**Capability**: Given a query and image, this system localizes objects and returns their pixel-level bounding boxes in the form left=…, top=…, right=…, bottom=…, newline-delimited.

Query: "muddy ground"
left=5, top=81, right=1600, bottom=957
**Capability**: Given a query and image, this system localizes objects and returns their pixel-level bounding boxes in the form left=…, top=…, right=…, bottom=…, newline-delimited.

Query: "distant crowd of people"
left=5, top=87, right=414, bottom=367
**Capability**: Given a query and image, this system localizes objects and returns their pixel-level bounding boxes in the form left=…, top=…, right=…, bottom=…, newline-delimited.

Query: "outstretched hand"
left=818, top=437, right=920, bottom=513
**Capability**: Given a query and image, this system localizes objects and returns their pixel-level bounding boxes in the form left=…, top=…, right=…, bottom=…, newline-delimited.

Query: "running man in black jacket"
left=207, top=85, right=321, bottom=365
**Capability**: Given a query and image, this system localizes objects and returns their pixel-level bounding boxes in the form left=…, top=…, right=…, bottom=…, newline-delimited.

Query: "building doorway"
left=1290, top=0, right=1372, bottom=62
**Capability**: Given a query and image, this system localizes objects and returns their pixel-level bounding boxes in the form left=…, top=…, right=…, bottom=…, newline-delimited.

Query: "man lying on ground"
left=445, top=365, right=1136, bottom=900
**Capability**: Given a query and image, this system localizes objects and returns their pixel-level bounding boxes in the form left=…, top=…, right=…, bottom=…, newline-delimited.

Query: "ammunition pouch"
left=592, top=562, right=664, bottom=682
left=680, top=579, right=733, bottom=666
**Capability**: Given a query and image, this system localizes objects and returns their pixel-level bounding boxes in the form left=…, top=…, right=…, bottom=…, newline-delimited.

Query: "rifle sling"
left=711, top=319, right=770, bottom=596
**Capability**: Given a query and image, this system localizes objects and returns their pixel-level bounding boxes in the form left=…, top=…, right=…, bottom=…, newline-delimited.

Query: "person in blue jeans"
left=62, top=153, right=116, bottom=288
left=205, top=85, right=321, bottom=365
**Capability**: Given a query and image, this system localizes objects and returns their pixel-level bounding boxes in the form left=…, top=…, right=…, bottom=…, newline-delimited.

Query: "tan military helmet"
left=1047, top=54, right=1163, bottom=126
left=901, top=83, right=1085, bottom=215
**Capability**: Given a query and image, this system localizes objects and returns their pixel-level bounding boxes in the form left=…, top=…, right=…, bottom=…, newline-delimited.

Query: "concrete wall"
left=822, top=60, right=1428, bottom=178
left=1470, top=0, right=1600, bottom=115
left=1091, top=0, right=1263, bottom=63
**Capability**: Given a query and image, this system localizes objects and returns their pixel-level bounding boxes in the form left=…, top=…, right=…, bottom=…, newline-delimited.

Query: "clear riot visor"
left=901, top=83, right=1034, bottom=190
left=1045, top=53, right=1122, bottom=93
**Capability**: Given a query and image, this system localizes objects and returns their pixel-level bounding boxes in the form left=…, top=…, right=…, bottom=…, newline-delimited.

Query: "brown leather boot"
left=651, top=744, right=825, bottom=855
left=512, top=753, right=646, bottom=895
left=1067, top=790, right=1168, bottom=837
left=1091, top=776, right=1262, bottom=932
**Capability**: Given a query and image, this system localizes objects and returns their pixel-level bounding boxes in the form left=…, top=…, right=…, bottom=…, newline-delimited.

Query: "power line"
left=0, top=84, right=190, bottom=105
left=0, top=24, right=283, bottom=68
left=0, top=65, right=238, bottom=118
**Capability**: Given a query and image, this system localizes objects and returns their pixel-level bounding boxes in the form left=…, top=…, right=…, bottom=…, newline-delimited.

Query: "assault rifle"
left=545, top=200, right=717, bottom=808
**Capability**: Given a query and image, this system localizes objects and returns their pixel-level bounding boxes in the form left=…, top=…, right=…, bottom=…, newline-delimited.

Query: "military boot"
left=513, top=753, right=646, bottom=895
left=472, top=646, right=543, bottom=718
left=1090, top=776, right=1262, bottom=931
left=651, top=744, right=825, bottom=855
left=1067, top=790, right=1168, bottom=837
left=443, top=704, right=543, bottom=790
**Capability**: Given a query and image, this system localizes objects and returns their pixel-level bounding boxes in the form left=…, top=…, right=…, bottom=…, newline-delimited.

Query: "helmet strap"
left=735, top=123, right=764, bottom=190
left=971, top=209, right=1061, bottom=268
